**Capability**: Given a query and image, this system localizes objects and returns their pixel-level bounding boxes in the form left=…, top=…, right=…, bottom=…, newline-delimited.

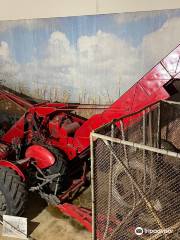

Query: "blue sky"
left=1, top=8, right=180, bottom=64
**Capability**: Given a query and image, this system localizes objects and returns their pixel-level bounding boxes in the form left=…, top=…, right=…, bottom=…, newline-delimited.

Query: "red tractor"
left=0, top=44, right=180, bottom=230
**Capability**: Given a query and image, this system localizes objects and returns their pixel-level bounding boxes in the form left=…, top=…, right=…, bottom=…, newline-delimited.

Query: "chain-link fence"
left=91, top=100, right=180, bottom=240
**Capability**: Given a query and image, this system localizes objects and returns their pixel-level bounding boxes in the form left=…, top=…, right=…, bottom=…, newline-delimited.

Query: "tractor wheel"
left=45, top=146, right=68, bottom=194
left=112, top=160, right=156, bottom=209
left=0, top=166, right=27, bottom=217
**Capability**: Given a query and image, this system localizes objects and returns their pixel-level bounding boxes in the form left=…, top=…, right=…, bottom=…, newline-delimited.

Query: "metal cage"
left=91, top=100, right=180, bottom=240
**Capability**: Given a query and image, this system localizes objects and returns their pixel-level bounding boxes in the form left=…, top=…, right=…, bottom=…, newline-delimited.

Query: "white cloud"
left=76, top=30, right=139, bottom=99
left=0, top=41, right=10, bottom=60
left=140, top=17, right=180, bottom=70
left=0, top=41, right=21, bottom=86
left=3, top=30, right=138, bottom=103
left=46, top=31, right=76, bottom=67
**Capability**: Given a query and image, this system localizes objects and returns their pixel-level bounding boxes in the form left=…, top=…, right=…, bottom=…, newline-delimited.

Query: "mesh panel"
left=92, top=100, right=180, bottom=240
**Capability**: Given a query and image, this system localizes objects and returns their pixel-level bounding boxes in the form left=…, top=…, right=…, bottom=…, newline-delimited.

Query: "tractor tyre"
left=45, top=146, right=68, bottom=194
left=112, top=160, right=158, bottom=208
left=0, top=166, right=27, bottom=217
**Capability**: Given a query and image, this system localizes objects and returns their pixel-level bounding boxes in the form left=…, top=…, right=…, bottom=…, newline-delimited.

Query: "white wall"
left=0, top=0, right=180, bottom=20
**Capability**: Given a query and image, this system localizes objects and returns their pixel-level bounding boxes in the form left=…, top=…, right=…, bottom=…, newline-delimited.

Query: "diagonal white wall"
left=0, top=0, right=180, bottom=20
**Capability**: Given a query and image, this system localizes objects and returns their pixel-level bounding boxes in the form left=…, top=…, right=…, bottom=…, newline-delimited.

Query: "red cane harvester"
left=0, top=44, right=180, bottom=232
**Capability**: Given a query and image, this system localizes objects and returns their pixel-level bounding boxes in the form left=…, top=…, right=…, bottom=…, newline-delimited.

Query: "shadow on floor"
left=23, top=192, right=47, bottom=221
left=23, top=192, right=47, bottom=236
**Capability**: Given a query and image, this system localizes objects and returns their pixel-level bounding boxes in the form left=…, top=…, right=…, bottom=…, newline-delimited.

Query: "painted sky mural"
left=0, top=9, right=180, bottom=103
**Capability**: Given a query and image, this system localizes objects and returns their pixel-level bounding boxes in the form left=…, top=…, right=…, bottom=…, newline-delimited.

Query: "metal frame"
left=57, top=203, right=92, bottom=232
left=91, top=100, right=180, bottom=239
left=90, top=133, right=95, bottom=239
left=91, top=131, right=180, bottom=239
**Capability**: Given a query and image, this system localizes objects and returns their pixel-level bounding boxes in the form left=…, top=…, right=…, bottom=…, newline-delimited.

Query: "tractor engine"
left=0, top=108, right=86, bottom=206
left=48, top=113, right=80, bottom=138
left=19, top=112, right=82, bottom=204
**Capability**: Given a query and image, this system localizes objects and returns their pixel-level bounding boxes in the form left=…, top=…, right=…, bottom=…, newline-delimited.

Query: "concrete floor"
left=0, top=192, right=91, bottom=240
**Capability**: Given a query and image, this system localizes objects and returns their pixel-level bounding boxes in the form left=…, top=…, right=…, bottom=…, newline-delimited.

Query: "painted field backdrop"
left=0, top=9, right=180, bottom=104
